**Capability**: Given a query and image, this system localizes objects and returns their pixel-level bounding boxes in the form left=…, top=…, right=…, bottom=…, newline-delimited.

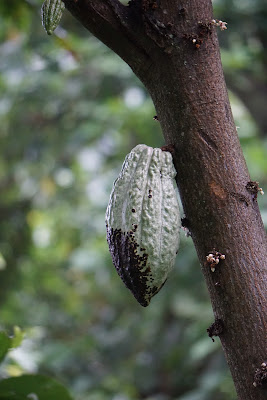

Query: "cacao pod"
left=41, top=0, right=65, bottom=35
left=106, top=144, right=181, bottom=307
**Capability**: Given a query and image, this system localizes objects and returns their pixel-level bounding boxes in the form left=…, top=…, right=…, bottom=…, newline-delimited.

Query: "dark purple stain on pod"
left=106, top=227, right=160, bottom=307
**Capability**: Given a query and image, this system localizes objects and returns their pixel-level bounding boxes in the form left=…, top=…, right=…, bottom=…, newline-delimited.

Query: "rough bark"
left=62, top=1, right=267, bottom=399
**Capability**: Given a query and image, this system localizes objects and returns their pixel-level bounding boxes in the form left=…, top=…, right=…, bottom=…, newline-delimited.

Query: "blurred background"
left=0, top=0, right=266, bottom=399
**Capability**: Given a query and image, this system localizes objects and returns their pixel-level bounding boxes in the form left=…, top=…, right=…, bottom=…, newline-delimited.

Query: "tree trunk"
left=63, top=1, right=267, bottom=399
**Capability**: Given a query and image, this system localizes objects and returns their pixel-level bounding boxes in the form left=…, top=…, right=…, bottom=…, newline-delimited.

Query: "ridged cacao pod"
left=41, top=0, right=65, bottom=35
left=106, top=144, right=181, bottom=307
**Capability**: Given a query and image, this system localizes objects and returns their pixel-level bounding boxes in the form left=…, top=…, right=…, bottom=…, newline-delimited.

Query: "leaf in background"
left=10, top=326, right=25, bottom=349
left=0, top=375, right=73, bottom=400
left=0, top=332, right=11, bottom=363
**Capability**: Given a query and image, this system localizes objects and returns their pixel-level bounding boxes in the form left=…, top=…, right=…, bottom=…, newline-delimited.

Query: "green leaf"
left=10, top=326, right=24, bottom=349
left=0, top=393, right=24, bottom=400
left=0, top=327, right=25, bottom=365
left=0, top=332, right=11, bottom=364
left=0, top=375, right=73, bottom=400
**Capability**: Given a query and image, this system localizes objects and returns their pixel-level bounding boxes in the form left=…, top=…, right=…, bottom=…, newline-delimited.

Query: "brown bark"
left=63, top=1, right=267, bottom=399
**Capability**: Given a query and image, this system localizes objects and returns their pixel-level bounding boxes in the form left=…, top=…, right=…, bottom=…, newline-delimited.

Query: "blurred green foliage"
left=0, top=374, right=73, bottom=400
left=0, top=1, right=266, bottom=399
left=0, top=328, right=72, bottom=399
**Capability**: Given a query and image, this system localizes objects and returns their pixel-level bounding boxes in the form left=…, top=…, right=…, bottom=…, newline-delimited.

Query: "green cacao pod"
left=106, top=144, right=181, bottom=307
left=41, top=0, right=65, bottom=35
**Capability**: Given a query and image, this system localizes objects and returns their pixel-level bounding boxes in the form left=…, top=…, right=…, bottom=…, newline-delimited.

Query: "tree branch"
left=63, top=0, right=153, bottom=74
